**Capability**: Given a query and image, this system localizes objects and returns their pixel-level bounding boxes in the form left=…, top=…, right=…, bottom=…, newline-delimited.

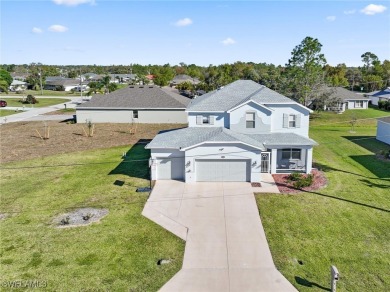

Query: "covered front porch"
left=268, top=147, right=313, bottom=174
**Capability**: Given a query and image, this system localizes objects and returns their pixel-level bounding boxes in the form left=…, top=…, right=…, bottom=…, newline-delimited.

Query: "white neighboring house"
left=366, top=87, right=390, bottom=106
left=376, top=117, right=390, bottom=145
left=76, top=85, right=190, bottom=123
left=9, top=80, right=27, bottom=92
left=146, top=80, right=318, bottom=183
left=321, top=87, right=369, bottom=112
left=44, top=78, right=80, bottom=91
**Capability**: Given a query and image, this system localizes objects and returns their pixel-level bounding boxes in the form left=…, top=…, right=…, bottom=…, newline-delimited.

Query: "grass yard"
left=0, top=110, right=15, bottom=117
left=0, top=144, right=184, bottom=291
left=257, top=108, right=390, bottom=291
left=1, top=98, right=70, bottom=108
left=3, top=90, right=80, bottom=97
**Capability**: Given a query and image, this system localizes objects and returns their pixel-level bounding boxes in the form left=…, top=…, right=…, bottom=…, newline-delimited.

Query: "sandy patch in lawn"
left=0, top=213, right=8, bottom=221
left=53, top=208, right=109, bottom=228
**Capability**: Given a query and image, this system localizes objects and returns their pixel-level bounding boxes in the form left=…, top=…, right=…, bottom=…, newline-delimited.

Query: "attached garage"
left=196, top=159, right=250, bottom=182
left=156, top=157, right=185, bottom=180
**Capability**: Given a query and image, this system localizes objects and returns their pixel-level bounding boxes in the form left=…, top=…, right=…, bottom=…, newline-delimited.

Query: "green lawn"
left=257, top=108, right=390, bottom=291
left=1, top=98, right=70, bottom=108
left=0, top=110, right=15, bottom=117
left=0, top=144, right=184, bottom=291
left=3, top=90, right=80, bottom=97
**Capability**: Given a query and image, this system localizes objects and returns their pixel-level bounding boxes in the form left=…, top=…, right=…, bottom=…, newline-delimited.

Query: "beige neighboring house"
left=76, top=85, right=190, bottom=124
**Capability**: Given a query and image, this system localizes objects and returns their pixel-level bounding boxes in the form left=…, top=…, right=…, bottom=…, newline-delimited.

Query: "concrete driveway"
left=143, top=181, right=297, bottom=292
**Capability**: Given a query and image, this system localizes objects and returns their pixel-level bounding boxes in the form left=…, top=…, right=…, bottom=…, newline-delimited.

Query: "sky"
left=1, top=0, right=389, bottom=67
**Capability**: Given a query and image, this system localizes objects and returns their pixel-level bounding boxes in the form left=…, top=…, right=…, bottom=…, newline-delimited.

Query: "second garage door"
left=196, top=159, right=250, bottom=182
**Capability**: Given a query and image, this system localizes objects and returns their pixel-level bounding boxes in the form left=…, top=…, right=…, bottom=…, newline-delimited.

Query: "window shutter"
left=283, top=114, right=288, bottom=128
left=295, top=114, right=301, bottom=128
left=196, top=115, right=203, bottom=125
left=209, top=115, right=215, bottom=125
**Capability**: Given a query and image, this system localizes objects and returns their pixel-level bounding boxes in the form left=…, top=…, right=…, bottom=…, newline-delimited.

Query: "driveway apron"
left=143, top=180, right=297, bottom=292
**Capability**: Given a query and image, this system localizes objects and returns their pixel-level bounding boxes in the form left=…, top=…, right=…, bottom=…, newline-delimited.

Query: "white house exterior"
left=146, top=80, right=317, bottom=183
left=376, top=117, right=390, bottom=145
left=76, top=85, right=190, bottom=124
left=366, top=87, right=390, bottom=106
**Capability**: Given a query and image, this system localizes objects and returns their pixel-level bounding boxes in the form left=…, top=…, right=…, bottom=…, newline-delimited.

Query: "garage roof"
left=77, top=85, right=190, bottom=109
left=146, top=127, right=317, bottom=150
left=145, top=127, right=267, bottom=150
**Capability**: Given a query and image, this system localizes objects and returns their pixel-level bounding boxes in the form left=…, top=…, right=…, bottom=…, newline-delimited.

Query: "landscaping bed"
left=272, top=169, right=327, bottom=193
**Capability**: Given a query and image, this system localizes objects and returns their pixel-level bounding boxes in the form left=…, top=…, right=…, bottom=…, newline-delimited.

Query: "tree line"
left=1, top=36, right=389, bottom=105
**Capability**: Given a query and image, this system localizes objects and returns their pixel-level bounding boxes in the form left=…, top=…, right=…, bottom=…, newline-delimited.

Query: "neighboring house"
left=376, top=117, right=390, bottom=145
left=11, top=72, right=29, bottom=81
left=76, top=85, right=190, bottom=123
left=146, top=80, right=317, bottom=183
left=109, top=74, right=137, bottom=83
left=321, top=87, right=369, bottom=112
left=170, top=74, right=201, bottom=87
left=9, top=80, right=27, bottom=92
left=44, top=78, right=80, bottom=91
left=366, top=87, right=390, bottom=106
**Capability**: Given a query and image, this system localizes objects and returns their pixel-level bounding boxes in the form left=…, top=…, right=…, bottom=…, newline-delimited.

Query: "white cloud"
left=344, top=9, right=356, bottom=15
left=174, top=18, right=193, bottom=27
left=326, top=16, right=336, bottom=21
left=32, top=27, right=43, bottom=34
left=48, top=25, right=69, bottom=32
left=221, top=37, right=236, bottom=46
left=360, top=4, right=387, bottom=15
left=52, top=0, right=95, bottom=6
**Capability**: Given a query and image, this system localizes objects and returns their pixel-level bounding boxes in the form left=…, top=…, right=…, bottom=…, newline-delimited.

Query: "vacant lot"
left=257, top=109, right=390, bottom=291
left=0, top=122, right=185, bottom=163
left=0, top=144, right=184, bottom=291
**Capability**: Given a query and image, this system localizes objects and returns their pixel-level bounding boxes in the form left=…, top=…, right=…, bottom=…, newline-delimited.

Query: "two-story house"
left=146, top=80, right=317, bottom=182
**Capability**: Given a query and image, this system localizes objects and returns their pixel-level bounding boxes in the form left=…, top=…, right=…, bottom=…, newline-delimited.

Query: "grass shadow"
left=342, top=135, right=390, bottom=154
left=349, top=155, right=390, bottom=179
left=109, top=142, right=150, bottom=180
left=295, top=276, right=330, bottom=291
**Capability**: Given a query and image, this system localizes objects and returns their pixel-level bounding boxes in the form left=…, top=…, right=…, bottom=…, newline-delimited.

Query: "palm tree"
left=101, top=75, right=111, bottom=94
left=86, top=81, right=103, bottom=96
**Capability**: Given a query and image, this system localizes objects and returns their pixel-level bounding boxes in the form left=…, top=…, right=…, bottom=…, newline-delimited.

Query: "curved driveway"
left=143, top=180, right=297, bottom=292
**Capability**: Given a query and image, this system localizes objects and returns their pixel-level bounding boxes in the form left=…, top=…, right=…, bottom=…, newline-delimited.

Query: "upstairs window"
left=283, top=113, right=301, bottom=128
left=246, top=112, right=255, bottom=128
left=289, top=114, right=296, bottom=128
left=133, top=110, right=138, bottom=119
left=196, top=115, right=214, bottom=125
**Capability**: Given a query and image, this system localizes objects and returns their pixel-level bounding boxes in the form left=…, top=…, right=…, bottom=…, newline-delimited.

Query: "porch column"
left=306, top=148, right=313, bottom=174
left=271, top=149, right=277, bottom=174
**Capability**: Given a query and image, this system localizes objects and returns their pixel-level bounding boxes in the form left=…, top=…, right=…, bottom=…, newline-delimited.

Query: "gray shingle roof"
left=319, top=87, right=369, bottom=101
left=145, top=127, right=266, bottom=150
left=187, top=80, right=297, bottom=112
left=77, top=85, right=190, bottom=109
left=251, top=133, right=318, bottom=146
left=45, top=78, right=79, bottom=86
left=146, top=127, right=317, bottom=150
left=366, top=87, right=390, bottom=99
left=171, top=74, right=200, bottom=84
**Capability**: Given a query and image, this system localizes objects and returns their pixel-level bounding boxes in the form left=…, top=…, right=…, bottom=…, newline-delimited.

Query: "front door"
left=261, top=152, right=270, bottom=173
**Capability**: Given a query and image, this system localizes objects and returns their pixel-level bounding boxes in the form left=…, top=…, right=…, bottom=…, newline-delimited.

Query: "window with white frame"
left=203, top=116, right=210, bottom=124
left=196, top=115, right=214, bottom=125
left=289, top=114, right=296, bottom=128
left=281, top=148, right=301, bottom=160
left=133, top=110, right=138, bottom=119
left=355, top=101, right=364, bottom=108
left=246, top=112, right=255, bottom=128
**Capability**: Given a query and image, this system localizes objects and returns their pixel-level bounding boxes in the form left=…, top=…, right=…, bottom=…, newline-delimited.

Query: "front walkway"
left=142, top=181, right=296, bottom=292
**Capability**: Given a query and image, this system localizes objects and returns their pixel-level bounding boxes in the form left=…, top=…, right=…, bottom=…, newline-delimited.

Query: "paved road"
left=0, top=97, right=89, bottom=124
left=143, top=181, right=297, bottom=292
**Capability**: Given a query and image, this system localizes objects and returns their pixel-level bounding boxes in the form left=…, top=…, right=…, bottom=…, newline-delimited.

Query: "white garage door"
left=157, top=158, right=184, bottom=180
left=196, top=159, right=250, bottom=182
